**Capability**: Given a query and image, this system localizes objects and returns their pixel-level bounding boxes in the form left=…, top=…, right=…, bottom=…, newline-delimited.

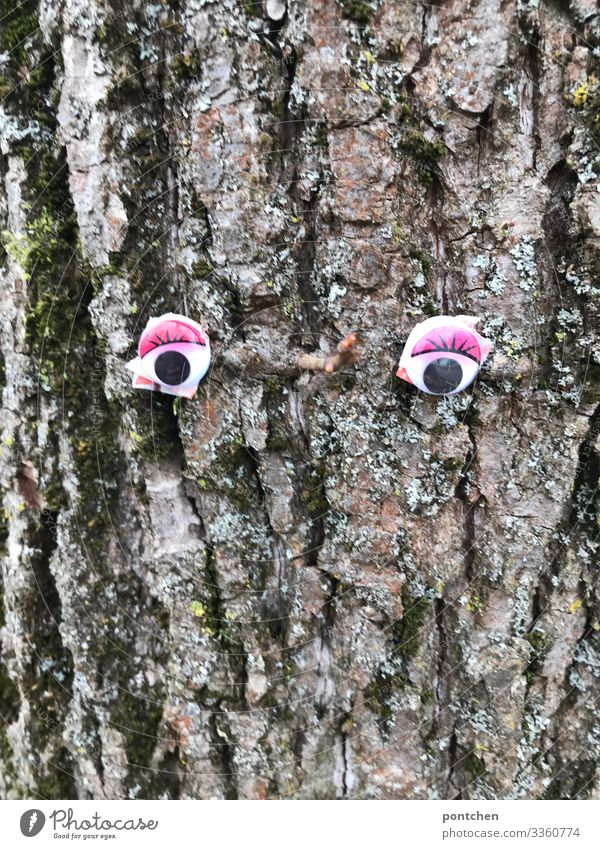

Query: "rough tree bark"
left=0, top=0, right=599, bottom=801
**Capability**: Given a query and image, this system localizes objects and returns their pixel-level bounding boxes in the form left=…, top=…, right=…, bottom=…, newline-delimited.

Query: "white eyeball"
left=396, top=316, right=492, bottom=396
left=126, top=313, right=211, bottom=399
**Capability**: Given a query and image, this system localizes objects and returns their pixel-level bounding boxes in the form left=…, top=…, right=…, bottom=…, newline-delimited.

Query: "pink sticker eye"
left=126, top=313, right=211, bottom=399
left=397, top=316, right=492, bottom=396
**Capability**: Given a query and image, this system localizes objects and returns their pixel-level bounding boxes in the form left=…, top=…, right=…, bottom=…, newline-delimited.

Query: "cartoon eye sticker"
left=396, top=315, right=492, bottom=395
left=126, top=313, right=211, bottom=399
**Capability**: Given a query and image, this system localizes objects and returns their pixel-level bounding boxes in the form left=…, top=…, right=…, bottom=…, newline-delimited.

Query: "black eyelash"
left=147, top=332, right=206, bottom=349
left=412, top=334, right=479, bottom=362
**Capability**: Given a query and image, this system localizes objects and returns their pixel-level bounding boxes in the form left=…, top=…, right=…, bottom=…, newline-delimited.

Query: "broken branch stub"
left=297, top=333, right=362, bottom=374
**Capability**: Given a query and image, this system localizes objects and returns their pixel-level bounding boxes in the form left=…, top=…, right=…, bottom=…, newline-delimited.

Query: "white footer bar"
left=0, top=799, right=598, bottom=848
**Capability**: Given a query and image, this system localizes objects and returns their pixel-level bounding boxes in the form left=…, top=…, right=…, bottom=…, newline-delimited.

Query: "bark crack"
left=339, top=711, right=352, bottom=799
left=446, top=727, right=460, bottom=798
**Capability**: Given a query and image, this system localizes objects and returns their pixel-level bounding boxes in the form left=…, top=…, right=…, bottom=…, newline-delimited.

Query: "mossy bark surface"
left=0, top=0, right=599, bottom=799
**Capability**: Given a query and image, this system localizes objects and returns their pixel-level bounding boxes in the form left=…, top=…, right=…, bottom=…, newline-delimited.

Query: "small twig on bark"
left=297, top=333, right=362, bottom=374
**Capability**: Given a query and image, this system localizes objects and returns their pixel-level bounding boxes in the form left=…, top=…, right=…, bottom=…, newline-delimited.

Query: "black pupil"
left=423, top=358, right=463, bottom=394
left=154, top=351, right=191, bottom=386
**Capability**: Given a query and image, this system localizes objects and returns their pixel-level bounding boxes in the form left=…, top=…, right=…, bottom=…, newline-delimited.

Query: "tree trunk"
left=1, top=0, right=599, bottom=800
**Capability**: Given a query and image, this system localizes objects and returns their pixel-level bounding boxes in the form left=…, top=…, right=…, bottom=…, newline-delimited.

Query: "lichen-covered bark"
left=0, top=0, right=599, bottom=800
